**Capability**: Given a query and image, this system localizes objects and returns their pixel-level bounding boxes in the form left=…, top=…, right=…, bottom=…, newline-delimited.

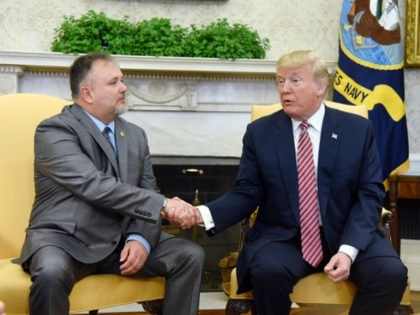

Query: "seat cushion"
left=0, top=258, right=165, bottom=314
left=0, top=259, right=31, bottom=314
left=290, top=272, right=355, bottom=304
left=228, top=266, right=411, bottom=309
left=228, top=267, right=355, bottom=303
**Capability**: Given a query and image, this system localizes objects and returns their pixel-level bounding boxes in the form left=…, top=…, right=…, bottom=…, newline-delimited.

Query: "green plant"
left=51, top=11, right=270, bottom=60
left=131, top=18, right=189, bottom=57
left=184, top=19, right=270, bottom=59
left=51, top=11, right=132, bottom=54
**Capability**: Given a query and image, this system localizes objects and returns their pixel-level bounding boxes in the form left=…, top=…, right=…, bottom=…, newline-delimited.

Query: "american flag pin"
left=331, top=133, right=338, bottom=139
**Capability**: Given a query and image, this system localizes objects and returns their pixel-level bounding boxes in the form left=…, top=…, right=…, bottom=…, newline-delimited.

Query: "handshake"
left=161, top=197, right=203, bottom=229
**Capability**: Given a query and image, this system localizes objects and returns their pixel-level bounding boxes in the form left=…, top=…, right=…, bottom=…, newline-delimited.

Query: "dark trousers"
left=27, top=237, right=204, bottom=315
left=248, top=232, right=407, bottom=315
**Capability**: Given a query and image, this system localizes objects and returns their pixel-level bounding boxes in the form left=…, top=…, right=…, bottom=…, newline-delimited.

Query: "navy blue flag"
left=333, top=0, right=409, bottom=186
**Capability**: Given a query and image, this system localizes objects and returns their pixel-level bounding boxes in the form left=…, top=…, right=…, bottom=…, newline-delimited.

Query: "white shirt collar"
left=83, top=109, right=115, bottom=134
left=291, top=102, right=325, bottom=133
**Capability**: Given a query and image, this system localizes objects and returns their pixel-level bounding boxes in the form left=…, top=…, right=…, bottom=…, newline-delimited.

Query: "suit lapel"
left=115, top=119, right=128, bottom=181
left=317, top=107, right=340, bottom=216
left=69, top=105, right=120, bottom=176
left=274, top=111, right=300, bottom=223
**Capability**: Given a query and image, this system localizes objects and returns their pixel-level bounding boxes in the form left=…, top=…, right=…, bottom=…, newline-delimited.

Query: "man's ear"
left=316, top=82, right=328, bottom=97
left=80, top=85, right=93, bottom=104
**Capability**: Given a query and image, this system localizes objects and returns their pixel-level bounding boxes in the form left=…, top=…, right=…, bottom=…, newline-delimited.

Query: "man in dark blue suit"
left=165, top=50, right=407, bottom=315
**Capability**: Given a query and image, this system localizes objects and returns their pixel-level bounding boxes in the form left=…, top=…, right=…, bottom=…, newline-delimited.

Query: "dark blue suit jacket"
left=207, top=106, right=393, bottom=293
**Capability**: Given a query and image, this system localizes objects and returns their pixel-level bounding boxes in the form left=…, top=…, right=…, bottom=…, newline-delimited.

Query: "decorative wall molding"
left=0, top=51, right=276, bottom=77
left=127, top=80, right=198, bottom=111
left=0, top=50, right=340, bottom=79
left=0, top=65, right=23, bottom=95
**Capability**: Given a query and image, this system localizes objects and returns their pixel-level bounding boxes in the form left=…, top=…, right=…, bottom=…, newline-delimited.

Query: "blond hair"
left=276, top=50, right=329, bottom=88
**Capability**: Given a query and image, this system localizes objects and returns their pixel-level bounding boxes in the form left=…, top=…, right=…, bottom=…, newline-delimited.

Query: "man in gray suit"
left=18, top=53, right=204, bottom=315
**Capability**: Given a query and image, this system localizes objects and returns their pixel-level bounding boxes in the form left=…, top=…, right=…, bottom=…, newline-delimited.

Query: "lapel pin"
left=120, top=131, right=126, bottom=137
left=331, top=133, right=338, bottom=139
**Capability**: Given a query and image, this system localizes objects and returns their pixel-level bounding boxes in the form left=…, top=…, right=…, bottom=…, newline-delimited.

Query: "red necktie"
left=297, top=121, right=323, bottom=267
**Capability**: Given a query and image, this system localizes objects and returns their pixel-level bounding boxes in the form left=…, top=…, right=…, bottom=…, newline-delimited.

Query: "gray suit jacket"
left=19, top=104, right=167, bottom=264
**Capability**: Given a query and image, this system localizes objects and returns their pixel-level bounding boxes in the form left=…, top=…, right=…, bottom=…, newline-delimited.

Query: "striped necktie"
left=297, top=121, right=323, bottom=267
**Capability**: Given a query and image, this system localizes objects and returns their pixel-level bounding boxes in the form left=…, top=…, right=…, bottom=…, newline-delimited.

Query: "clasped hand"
left=161, top=197, right=202, bottom=229
left=324, top=252, right=351, bottom=283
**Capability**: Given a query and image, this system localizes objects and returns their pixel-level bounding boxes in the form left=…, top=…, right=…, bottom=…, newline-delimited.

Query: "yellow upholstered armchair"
left=0, top=93, right=165, bottom=315
left=223, top=101, right=412, bottom=315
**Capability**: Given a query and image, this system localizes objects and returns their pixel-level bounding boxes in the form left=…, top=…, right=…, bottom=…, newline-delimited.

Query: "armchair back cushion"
left=251, top=100, right=368, bottom=121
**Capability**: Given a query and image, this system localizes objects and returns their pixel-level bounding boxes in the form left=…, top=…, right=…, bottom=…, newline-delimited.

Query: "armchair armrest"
left=380, top=208, right=393, bottom=240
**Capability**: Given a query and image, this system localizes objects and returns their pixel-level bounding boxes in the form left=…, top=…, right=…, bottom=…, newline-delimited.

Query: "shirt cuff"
left=339, top=244, right=359, bottom=263
left=126, top=233, right=151, bottom=253
left=196, top=205, right=215, bottom=231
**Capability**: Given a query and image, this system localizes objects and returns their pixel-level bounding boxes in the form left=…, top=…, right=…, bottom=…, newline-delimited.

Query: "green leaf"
left=51, top=11, right=270, bottom=59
